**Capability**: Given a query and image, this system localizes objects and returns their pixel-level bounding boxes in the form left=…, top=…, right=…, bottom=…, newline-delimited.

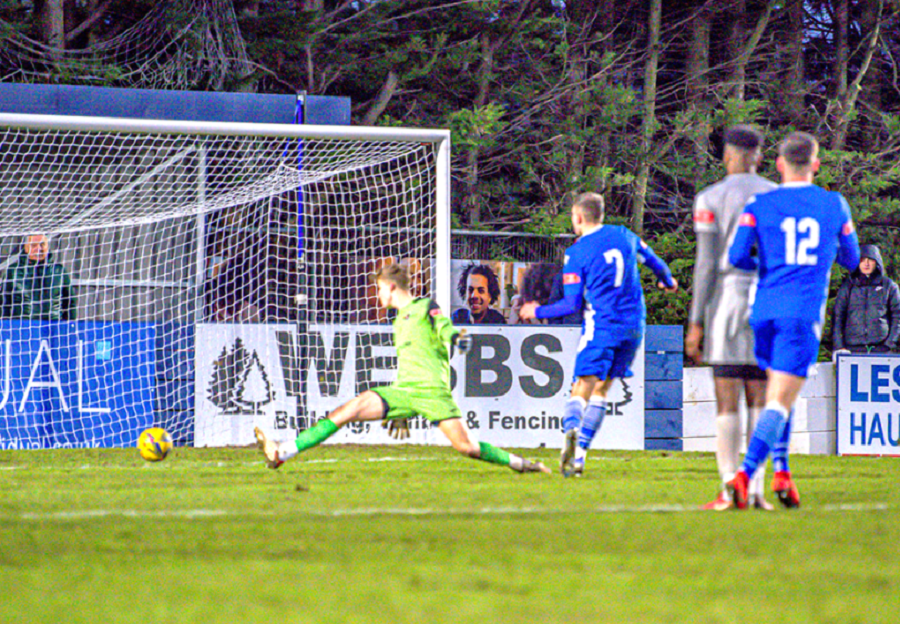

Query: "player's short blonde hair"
left=779, top=132, right=819, bottom=168
left=375, top=263, right=410, bottom=290
left=573, top=192, right=605, bottom=224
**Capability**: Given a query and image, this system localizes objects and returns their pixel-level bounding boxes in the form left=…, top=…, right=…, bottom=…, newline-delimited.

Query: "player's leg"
left=703, top=371, right=743, bottom=510
left=573, top=334, right=641, bottom=476
left=571, top=377, right=614, bottom=476
left=437, top=418, right=550, bottom=473
left=743, top=376, right=771, bottom=510
left=561, top=375, right=597, bottom=476
left=728, top=319, right=813, bottom=508
left=254, top=390, right=385, bottom=469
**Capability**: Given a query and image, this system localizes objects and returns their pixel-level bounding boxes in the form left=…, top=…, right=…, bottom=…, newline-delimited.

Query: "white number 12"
left=781, top=217, right=819, bottom=266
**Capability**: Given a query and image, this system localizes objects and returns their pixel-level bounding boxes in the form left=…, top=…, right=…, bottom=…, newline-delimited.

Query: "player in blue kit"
left=727, top=132, right=860, bottom=509
left=520, top=192, right=678, bottom=476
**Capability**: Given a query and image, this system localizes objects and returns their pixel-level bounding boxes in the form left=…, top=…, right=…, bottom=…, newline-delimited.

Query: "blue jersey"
left=536, top=225, right=674, bottom=339
left=728, top=183, right=860, bottom=324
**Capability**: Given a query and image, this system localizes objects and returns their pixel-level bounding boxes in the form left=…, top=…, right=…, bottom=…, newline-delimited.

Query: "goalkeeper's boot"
left=560, top=428, right=578, bottom=477
left=772, top=471, right=800, bottom=509
left=514, top=458, right=551, bottom=474
left=254, top=427, right=284, bottom=470
left=701, top=490, right=732, bottom=511
left=725, top=470, right=750, bottom=510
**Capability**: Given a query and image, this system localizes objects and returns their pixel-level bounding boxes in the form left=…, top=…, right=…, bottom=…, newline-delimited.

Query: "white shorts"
left=704, top=273, right=757, bottom=366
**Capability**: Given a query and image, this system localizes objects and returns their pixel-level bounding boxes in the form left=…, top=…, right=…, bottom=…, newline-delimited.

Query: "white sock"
left=278, top=440, right=298, bottom=461
left=575, top=447, right=587, bottom=461
left=716, top=412, right=741, bottom=486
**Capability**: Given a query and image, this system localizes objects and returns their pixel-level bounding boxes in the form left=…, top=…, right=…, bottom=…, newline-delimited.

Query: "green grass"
left=1, top=445, right=897, bottom=624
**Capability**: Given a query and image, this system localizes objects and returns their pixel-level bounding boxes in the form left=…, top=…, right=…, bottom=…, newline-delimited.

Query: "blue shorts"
left=752, top=318, right=821, bottom=378
left=574, top=329, right=642, bottom=380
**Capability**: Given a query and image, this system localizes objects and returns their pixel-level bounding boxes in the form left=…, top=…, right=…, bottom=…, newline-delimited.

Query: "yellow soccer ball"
left=137, top=428, right=173, bottom=462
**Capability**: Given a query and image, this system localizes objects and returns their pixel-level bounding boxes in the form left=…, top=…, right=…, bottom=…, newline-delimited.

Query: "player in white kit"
left=686, top=126, right=777, bottom=510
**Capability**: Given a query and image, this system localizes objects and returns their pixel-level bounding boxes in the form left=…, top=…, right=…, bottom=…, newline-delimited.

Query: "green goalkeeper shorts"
left=371, top=384, right=461, bottom=423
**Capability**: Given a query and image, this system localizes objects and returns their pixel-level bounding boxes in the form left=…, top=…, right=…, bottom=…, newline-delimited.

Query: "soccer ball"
left=137, top=427, right=173, bottom=462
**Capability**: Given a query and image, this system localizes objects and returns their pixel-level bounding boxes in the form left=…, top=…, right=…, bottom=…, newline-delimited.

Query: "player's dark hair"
left=779, top=132, right=818, bottom=167
left=520, top=263, right=560, bottom=305
left=457, top=263, right=501, bottom=304
left=376, top=263, right=410, bottom=290
left=724, top=125, right=763, bottom=151
left=574, top=192, right=604, bottom=224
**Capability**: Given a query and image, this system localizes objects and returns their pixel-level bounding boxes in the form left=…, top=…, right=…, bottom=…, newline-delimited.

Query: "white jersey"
left=690, top=173, right=777, bottom=364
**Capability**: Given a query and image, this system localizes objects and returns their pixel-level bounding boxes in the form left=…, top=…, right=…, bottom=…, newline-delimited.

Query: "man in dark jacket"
left=832, top=244, right=900, bottom=354
left=2, top=234, right=75, bottom=320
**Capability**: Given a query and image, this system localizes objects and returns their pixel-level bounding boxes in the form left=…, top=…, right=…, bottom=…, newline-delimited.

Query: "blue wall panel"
left=0, top=84, right=351, bottom=125
left=644, top=326, right=683, bottom=451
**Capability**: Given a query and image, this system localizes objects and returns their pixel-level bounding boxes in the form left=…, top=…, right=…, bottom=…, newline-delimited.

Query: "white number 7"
left=604, top=249, right=624, bottom=287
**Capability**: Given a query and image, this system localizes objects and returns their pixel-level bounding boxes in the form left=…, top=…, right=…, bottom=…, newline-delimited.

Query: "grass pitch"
left=1, top=445, right=897, bottom=624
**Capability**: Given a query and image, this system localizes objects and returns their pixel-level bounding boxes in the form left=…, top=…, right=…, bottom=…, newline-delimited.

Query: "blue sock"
left=741, top=402, right=789, bottom=478
left=772, top=409, right=793, bottom=473
left=563, top=397, right=586, bottom=433
left=578, top=398, right=606, bottom=450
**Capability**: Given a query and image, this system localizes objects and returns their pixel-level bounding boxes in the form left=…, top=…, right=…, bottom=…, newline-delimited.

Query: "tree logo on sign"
left=208, top=338, right=276, bottom=415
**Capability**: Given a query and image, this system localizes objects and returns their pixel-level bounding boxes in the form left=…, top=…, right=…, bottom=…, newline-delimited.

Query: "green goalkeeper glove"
left=383, top=418, right=410, bottom=440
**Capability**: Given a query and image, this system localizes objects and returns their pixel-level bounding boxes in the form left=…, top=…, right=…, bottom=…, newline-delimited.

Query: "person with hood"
left=2, top=234, right=75, bottom=320
left=832, top=244, right=900, bottom=355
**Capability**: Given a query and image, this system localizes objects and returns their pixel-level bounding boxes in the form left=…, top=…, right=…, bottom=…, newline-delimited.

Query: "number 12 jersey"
left=729, top=182, right=860, bottom=324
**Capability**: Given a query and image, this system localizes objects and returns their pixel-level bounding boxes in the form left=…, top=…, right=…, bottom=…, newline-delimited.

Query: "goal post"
left=0, top=112, right=451, bottom=449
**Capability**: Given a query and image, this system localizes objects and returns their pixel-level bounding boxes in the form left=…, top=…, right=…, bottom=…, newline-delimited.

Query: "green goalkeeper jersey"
left=393, top=298, right=459, bottom=389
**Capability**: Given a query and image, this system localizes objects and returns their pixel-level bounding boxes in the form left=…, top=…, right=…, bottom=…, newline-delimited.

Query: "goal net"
left=0, top=113, right=450, bottom=449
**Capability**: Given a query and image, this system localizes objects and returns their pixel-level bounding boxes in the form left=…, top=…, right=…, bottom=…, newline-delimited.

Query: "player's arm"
left=533, top=255, right=584, bottom=320
left=636, top=238, right=677, bottom=291
left=728, top=203, right=759, bottom=271
left=836, top=196, right=861, bottom=272
left=688, top=195, right=718, bottom=327
left=427, top=300, right=470, bottom=354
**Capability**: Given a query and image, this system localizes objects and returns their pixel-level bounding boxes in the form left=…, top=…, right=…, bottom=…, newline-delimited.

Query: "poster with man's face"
left=450, top=260, right=573, bottom=325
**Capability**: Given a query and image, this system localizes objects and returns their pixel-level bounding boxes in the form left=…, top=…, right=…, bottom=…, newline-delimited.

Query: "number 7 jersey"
left=728, top=182, right=860, bottom=323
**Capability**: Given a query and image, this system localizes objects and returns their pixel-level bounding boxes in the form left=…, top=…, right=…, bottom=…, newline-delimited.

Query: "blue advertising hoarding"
left=0, top=321, right=156, bottom=449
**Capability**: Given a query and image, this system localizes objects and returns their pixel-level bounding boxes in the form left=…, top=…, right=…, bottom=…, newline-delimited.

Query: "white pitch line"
left=10, top=502, right=892, bottom=522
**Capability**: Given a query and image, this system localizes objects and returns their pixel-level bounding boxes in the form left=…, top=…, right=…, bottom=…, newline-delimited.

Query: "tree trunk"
left=858, top=0, right=884, bottom=148
left=730, top=0, right=778, bottom=102
left=835, top=0, right=849, bottom=99
left=594, top=0, right=616, bottom=177
left=833, top=0, right=883, bottom=150
left=39, top=0, right=65, bottom=50
left=465, top=33, right=494, bottom=226
left=361, top=71, right=399, bottom=125
left=728, top=0, right=747, bottom=100
left=687, top=7, right=710, bottom=178
left=783, top=0, right=806, bottom=122
left=65, top=0, right=113, bottom=45
left=632, top=0, right=661, bottom=236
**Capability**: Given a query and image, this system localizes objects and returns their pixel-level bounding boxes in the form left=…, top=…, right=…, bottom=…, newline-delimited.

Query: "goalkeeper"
left=254, top=263, right=549, bottom=474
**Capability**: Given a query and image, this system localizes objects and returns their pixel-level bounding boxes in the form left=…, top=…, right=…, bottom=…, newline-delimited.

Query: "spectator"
left=832, top=244, right=900, bottom=355
left=451, top=263, right=506, bottom=325
left=545, top=265, right=582, bottom=325
left=513, top=262, right=581, bottom=325
left=2, top=234, right=75, bottom=320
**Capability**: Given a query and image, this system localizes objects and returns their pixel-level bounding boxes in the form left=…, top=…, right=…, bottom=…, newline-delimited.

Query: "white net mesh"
left=0, top=0, right=252, bottom=89
left=0, top=115, right=446, bottom=449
